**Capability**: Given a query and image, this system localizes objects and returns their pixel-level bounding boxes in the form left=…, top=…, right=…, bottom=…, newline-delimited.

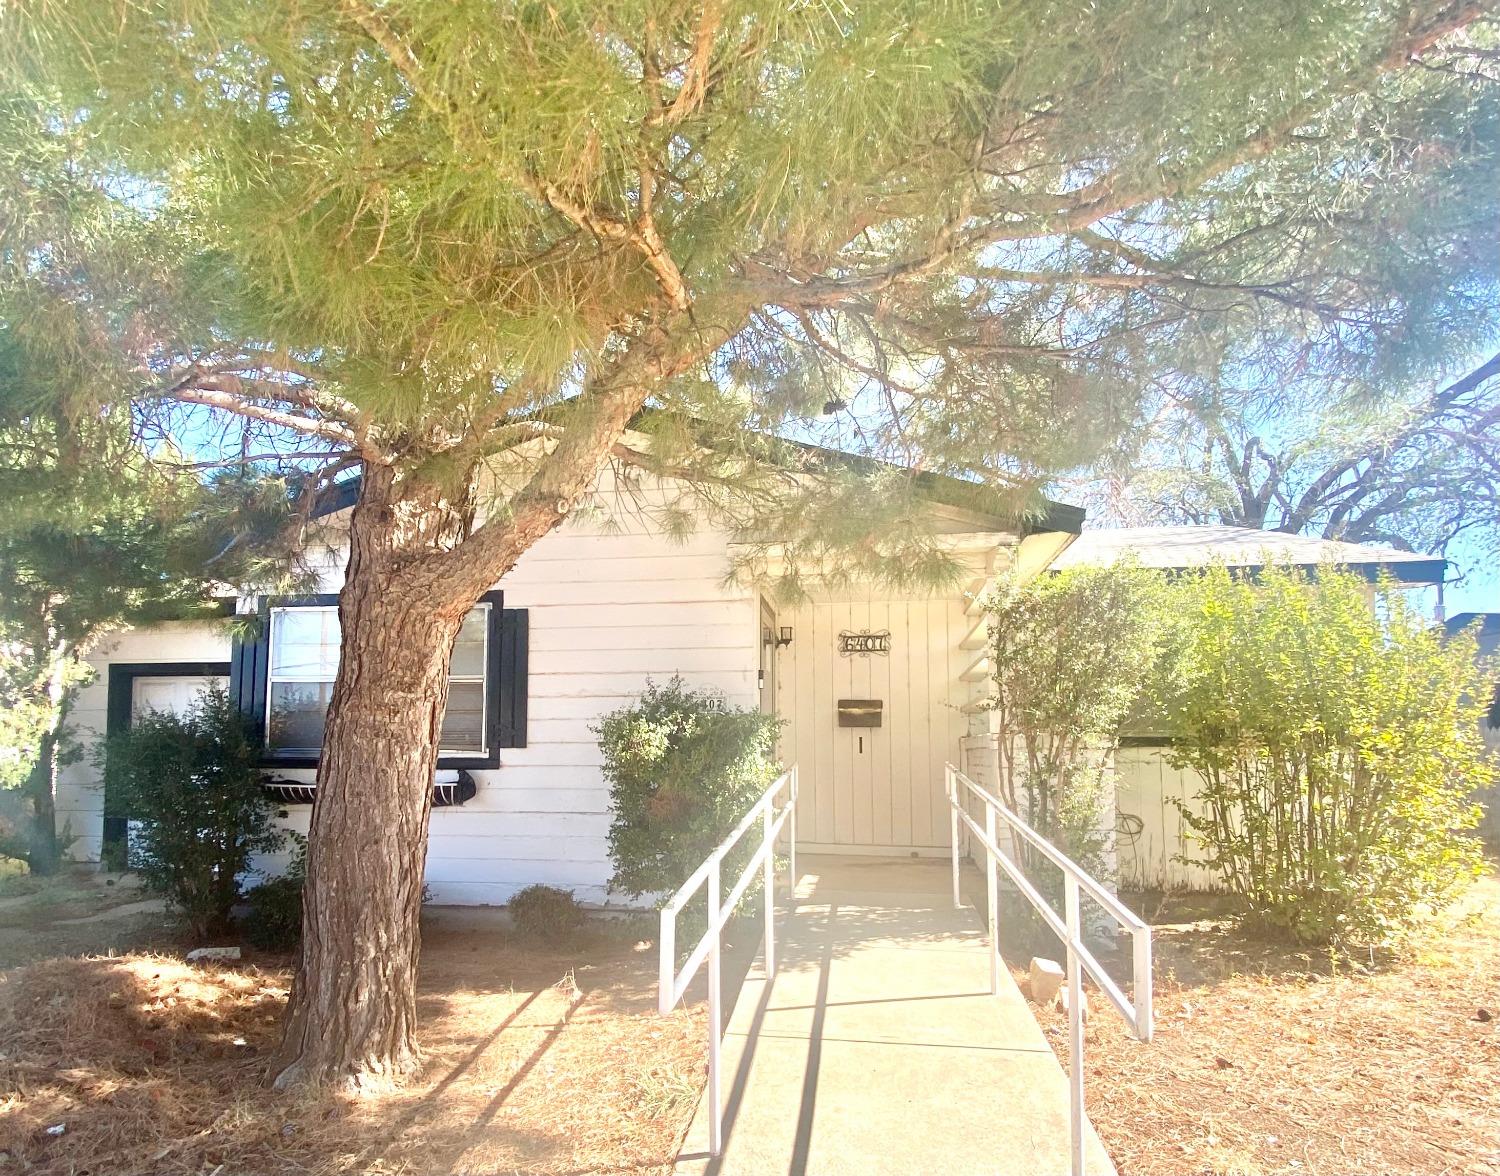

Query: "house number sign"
left=838, top=630, right=892, bottom=657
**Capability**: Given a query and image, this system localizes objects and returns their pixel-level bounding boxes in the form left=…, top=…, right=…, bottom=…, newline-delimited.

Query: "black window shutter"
left=497, top=608, right=529, bottom=747
left=229, top=615, right=269, bottom=740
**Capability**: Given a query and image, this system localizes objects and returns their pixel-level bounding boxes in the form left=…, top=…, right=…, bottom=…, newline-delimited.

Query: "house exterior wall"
left=59, top=466, right=1057, bottom=901
left=59, top=621, right=234, bottom=864
left=424, top=494, right=757, bottom=905
left=60, top=475, right=758, bottom=906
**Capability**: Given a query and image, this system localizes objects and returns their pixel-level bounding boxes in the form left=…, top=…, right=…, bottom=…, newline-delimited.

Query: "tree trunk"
left=268, top=351, right=668, bottom=1090
left=272, top=471, right=476, bottom=1090
left=23, top=730, right=61, bottom=875
left=22, top=643, right=69, bottom=876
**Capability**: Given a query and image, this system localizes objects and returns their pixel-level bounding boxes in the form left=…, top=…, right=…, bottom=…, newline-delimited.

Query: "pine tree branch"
left=427, top=308, right=751, bottom=592
left=338, top=1, right=693, bottom=312
left=164, top=384, right=361, bottom=451
left=526, top=177, right=691, bottom=312
left=647, top=3, right=723, bottom=128
left=756, top=1, right=1486, bottom=317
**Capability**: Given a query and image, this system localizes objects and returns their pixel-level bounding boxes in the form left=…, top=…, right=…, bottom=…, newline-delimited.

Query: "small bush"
left=241, top=836, right=306, bottom=951
left=102, top=685, right=285, bottom=938
left=509, top=884, right=586, bottom=944
left=1157, top=567, right=1492, bottom=946
left=599, top=677, right=781, bottom=907
left=241, top=876, right=304, bottom=951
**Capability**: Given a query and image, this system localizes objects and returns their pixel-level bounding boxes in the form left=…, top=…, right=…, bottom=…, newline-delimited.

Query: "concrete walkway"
left=675, top=855, right=1115, bottom=1176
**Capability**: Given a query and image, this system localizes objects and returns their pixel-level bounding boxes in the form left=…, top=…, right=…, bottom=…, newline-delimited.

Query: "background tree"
left=0, top=101, right=304, bottom=874
left=984, top=564, right=1167, bottom=875
left=1154, top=566, right=1492, bottom=945
left=6, top=0, right=1499, bottom=1089
left=1066, top=349, right=1500, bottom=577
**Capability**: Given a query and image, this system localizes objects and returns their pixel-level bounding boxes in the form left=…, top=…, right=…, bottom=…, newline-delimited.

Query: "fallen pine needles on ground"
left=0, top=922, right=707, bottom=1175
left=1022, top=870, right=1500, bottom=1176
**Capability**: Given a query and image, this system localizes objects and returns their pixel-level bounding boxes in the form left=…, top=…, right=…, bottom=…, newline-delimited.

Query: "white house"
left=57, top=444, right=1082, bottom=905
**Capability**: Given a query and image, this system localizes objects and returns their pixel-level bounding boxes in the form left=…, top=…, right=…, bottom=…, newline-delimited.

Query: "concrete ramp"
left=676, top=855, right=1115, bottom=1176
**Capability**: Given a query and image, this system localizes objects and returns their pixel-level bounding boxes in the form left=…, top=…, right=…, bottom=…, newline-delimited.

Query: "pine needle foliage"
left=2, top=2, right=1497, bottom=578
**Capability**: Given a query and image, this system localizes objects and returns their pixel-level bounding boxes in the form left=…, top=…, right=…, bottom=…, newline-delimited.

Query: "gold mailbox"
left=837, top=699, right=883, bottom=728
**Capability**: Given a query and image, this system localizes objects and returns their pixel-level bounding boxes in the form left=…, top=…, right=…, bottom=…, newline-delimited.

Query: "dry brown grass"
left=1025, top=870, right=1500, bottom=1176
left=0, top=918, right=707, bottom=1175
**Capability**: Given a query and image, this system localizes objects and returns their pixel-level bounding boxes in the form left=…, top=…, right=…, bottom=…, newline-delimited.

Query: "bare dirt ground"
left=0, top=910, right=711, bottom=1175
left=0, top=870, right=178, bottom=968
left=1020, top=867, right=1500, bottom=1176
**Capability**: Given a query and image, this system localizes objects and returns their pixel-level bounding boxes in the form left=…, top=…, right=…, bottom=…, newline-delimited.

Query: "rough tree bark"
left=271, top=463, right=483, bottom=1089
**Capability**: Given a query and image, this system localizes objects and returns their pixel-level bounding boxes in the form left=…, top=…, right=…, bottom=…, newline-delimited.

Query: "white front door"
left=779, top=594, right=971, bottom=853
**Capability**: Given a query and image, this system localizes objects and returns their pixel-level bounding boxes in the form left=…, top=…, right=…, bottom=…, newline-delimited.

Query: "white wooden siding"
left=459, top=496, right=756, bottom=904
left=58, top=472, right=757, bottom=907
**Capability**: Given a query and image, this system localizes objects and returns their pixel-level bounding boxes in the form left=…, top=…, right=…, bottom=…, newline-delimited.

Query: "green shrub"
left=986, top=562, right=1168, bottom=875
left=102, top=685, right=285, bottom=938
left=599, top=677, right=781, bottom=907
left=241, top=835, right=306, bottom=952
left=1156, top=566, right=1492, bottom=946
left=508, top=883, right=586, bottom=944
left=241, top=875, right=304, bottom=951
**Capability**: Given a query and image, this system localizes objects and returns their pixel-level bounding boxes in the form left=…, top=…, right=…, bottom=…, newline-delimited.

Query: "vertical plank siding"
left=1113, top=747, right=1224, bottom=891
left=778, top=590, right=971, bottom=852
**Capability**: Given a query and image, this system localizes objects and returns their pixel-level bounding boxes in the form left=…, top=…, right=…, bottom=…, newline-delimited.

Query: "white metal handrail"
left=658, top=765, right=798, bottom=1158
left=946, top=763, right=1152, bottom=1176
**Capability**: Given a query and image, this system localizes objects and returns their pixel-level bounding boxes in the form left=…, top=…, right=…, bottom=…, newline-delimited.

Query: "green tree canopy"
left=0, top=102, right=305, bottom=871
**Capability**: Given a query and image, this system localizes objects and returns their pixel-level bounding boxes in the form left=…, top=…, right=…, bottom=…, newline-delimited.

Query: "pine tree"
left=4, top=1, right=1497, bottom=1088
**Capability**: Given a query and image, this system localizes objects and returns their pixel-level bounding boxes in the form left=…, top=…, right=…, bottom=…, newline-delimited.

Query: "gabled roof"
left=1050, top=524, right=1446, bottom=586
left=310, top=436, right=1086, bottom=537
left=1445, top=612, right=1500, bottom=657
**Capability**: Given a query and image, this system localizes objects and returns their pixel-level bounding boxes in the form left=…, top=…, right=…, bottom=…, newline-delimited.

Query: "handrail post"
left=948, top=766, right=962, bottom=910
left=658, top=906, right=675, bottom=1015
left=708, top=855, right=723, bottom=1158
left=789, top=767, right=798, bottom=901
left=762, top=801, right=776, bottom=979
left=985, top=800, right=1000, bottom=995
left=1133, top=925, right=1153, bottom=1043
left=1064, top=874, right=1085, bottom=1176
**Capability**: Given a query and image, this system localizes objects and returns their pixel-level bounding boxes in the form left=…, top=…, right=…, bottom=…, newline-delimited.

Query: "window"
left=438, top=607, right=488, bottom=753
left=243, top=591, right=528, bottom=765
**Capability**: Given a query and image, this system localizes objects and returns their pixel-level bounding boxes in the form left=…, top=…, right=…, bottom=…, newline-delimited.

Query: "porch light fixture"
left=777, top=626, right=793, bottom=647
left=762, top=626, right=794, bottom=648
